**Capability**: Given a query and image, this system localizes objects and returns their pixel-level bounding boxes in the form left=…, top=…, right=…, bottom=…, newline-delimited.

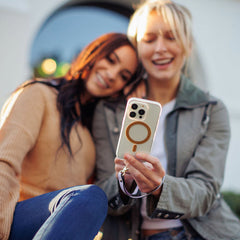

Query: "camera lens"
left=131, top=104, right=138, bottom=110
left=138, top=109, right=145, bottom=115
left=129, top=111, right=136, bottom=118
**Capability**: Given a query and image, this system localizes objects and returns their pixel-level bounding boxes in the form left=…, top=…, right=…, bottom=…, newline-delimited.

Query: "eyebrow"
left=113, top=51, right=134, bottom=76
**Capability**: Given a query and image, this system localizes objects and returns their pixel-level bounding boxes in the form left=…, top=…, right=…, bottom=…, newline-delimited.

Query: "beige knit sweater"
left=0, top=83, right=96, bottom=239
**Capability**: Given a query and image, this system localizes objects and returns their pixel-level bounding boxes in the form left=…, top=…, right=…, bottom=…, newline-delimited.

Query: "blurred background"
left=0, top=0, right=239, bottom=195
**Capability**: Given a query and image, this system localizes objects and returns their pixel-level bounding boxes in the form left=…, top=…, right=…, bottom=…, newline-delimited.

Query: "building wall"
left=0, top=0, right=239, bottom=192
left=175, top=0, right=240, bottom=192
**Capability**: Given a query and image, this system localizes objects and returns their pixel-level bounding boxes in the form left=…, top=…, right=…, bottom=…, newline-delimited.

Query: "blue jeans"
left=9, top=185, right=108, bottom=240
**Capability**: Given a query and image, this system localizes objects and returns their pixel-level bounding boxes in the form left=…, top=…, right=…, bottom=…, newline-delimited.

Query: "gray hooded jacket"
left=93, top=76, right=240, bottom=240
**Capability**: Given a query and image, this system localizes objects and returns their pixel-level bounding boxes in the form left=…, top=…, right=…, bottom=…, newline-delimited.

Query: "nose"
left=155, top=37, right=167, bottom=53
left=107, top=66, right=118, bottom=83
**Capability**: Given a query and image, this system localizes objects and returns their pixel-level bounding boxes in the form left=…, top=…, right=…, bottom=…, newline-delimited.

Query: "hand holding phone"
left=116, top=97, right=162, bottom=159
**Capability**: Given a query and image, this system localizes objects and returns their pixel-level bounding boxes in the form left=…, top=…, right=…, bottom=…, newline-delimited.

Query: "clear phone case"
left=116, top=97, right=162, bottom=159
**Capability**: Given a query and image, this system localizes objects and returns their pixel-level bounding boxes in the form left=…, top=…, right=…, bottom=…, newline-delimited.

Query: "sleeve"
left=148, top=99, right=231, bottom=219
left=0, top=84, right=45, bottom=239
left=92, top=100, right=135, bottom=215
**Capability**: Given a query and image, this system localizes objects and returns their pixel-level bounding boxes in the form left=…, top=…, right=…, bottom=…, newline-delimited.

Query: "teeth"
left=97, top=73, right=108, bottom=88
left=154, top=59, right=171, bottom=65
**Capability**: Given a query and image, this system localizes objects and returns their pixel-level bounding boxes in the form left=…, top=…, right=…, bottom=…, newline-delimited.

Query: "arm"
left=120, top=99, right=231, bottom=219
left=0, top=84, right=45, bottom=239
left=149, top=100, right=231, bottom=219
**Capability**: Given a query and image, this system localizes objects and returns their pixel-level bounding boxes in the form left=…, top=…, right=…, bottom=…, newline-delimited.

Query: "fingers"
left=115, top=157, right=125, bottom=172
left=115, top=157, right=125, bottom=178
left=123, top=153, right=165, bottom=193
left=125, top=152, right=162, bottom=173
left=115, top=153, right=166, bottom=194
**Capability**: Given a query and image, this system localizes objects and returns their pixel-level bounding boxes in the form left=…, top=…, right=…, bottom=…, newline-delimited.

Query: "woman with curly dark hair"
left=0, top=32, right=143, bottom=240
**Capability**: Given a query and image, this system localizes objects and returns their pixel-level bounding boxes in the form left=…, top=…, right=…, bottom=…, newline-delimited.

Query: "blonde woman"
left=93, top=1, right=240, bottom=239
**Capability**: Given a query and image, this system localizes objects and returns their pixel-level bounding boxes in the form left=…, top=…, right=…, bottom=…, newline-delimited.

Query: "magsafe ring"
left=126, top=121, right=151, bottom=144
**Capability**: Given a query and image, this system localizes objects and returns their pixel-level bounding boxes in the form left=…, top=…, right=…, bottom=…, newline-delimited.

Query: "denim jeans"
left=143, top=227, right=204, bottom=240
left=9, top=185, right=108, bottom=240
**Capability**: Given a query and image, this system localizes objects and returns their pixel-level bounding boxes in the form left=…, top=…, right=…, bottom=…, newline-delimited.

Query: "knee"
left=49, top=185, right=108, bottom=215
left=73, top=185, right=108, bottom=214
left=82, top=185, right=107, bottom=202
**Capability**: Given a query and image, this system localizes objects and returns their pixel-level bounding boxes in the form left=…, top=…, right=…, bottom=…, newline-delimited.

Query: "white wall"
left=1, top=0, right=240, bottom=192
left=0, top=0, right=64, bottom=105
left=174, top=0, right=240, bottom=192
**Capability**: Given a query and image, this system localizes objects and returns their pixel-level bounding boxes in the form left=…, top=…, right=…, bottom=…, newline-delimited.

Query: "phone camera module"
left=138, top=109, right=145, bottom=115
left=129, top=111, right=136, bottom=118
left=131, top=104, right=138, bottom=110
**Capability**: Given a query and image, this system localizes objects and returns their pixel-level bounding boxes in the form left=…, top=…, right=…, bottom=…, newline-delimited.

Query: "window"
left=30, top=3, right=131, bottom=77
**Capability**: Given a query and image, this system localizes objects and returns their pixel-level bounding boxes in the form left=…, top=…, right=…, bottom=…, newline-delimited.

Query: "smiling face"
left=85, top=45, right=138, bottom=99
left=137, top=11, right=186, bottom=85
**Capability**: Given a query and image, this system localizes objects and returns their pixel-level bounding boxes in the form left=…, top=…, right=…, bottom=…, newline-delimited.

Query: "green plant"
left=221, top=191, right=240, bottom=219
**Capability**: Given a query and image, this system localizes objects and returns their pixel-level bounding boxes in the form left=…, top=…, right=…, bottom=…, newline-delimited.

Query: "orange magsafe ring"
left=126, top=121, right=151, bottom=152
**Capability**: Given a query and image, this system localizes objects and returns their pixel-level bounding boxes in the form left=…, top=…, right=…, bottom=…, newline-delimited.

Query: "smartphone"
left=116, top=97, right=162, bottom=159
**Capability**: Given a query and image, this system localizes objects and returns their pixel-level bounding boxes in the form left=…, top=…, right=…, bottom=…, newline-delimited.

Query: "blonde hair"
left=127, top=0, right=193, bottom=57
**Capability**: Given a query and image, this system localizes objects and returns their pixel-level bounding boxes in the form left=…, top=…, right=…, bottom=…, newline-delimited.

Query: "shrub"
left=221, top=191, right=240, bottom=219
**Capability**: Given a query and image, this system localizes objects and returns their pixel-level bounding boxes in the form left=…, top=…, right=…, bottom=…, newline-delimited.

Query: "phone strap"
left=118, top=170, right=165, bottom=199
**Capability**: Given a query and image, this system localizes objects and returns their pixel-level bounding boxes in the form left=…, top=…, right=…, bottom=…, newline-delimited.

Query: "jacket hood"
left=175, top=75, right=216, bottom=109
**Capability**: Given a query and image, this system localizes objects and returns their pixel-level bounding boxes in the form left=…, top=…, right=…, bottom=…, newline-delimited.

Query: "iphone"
left=116, top=97, right=162, bottom=159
